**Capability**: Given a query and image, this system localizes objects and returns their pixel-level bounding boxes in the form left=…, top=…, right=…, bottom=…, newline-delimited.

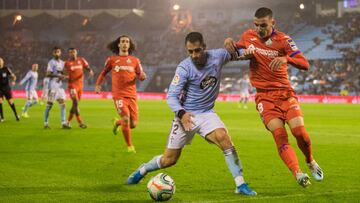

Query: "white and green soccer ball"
left=147, top=173, right=176, bottom=201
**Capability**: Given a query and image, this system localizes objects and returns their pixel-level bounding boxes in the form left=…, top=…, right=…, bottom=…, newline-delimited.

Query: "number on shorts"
left=115, top=100, right=123, bottom=108
left=257, top=102, right=264, bottom=113
left=172, top=123, right=179, bottom=135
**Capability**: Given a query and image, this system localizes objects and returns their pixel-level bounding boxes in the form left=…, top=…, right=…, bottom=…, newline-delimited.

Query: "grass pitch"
left=0, top=99, right=359, bottom=202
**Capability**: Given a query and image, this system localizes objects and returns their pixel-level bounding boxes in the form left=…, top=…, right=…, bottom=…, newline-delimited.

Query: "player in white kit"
left=20, top=64, right=39, bottom=118
left=238, top=74, right=251, bottom=109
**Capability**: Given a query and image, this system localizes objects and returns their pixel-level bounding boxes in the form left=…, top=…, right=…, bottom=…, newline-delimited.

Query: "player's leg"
left=200, top=113, right=256, bottom=195
left=44, top=90, right=55, bottom=128
left=6, top=91, right=19, bottom=121
left=288, top=116, right=323, bottom=181
left=56, top=88, right=70, bottom=129
left=243, top=94, right=249, bottom=109
left=127, top=118, right=190, bottom=184
left=22, top=90, right=36, bottom=117
left=113, top=98, right=135, bottom=151
left=0, top=96, right=4, bottom=121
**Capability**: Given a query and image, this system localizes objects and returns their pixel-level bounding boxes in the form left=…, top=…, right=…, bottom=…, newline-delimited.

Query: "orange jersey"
left=236, top=29, right=310, bottom=91
left=64, top=57, right=89, bottom=89
left=96, top=55, right=143, bottom=99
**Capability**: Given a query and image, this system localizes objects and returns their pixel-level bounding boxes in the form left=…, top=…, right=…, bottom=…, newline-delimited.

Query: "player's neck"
left=119, top=51, right=129, bottom=56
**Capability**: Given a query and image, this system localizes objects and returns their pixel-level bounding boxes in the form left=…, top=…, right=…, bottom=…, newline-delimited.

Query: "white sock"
left=235, top=176, right=245, bottom=187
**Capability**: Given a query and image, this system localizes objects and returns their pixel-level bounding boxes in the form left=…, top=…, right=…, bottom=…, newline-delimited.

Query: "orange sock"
left=272, top=128, right=300, bottom=177
left=76, top=115, right=82, bottom=124
left=121, top=123, right=132, bottom=147
left=291, top=126, right=313, bottom=163
left=68, top=113, right=73, bottom=122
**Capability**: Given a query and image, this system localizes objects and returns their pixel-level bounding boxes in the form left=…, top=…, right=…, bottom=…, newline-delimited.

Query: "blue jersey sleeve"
left=166, top=65, right=189, bottom=113
left=20, top=71, right=31, bottom=86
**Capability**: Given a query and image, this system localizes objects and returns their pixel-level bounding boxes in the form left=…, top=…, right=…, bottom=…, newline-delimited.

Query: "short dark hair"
left=107, top=35, right=136, bottom=54
left=68, top=47, right=76, bottom=51
left=53, top=46, right=61, bottom=51
left=254, top=7, right=273, bottom=18
left=185, top=32, right=204, bottom=45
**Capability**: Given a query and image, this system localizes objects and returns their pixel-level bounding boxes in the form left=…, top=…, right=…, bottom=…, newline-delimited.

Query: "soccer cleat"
left=112, top=117, right=120, bottom=135
left=16, top=115, right=20, bottom=121
left=21, top=112, right=29, bottom=118
left=0, top=118, right=4, bottom=122
left=79, top=123, right=87, bottom=129
left=308, top=160, right=324, bottom=181
left=127, top=164, right=145, bottom=184
left=44, top=124, right=51, bottom=129
left=235, top=183, right=257, bottom=196
left=62, top=123, right=71, bottom=129
left=127, top=146, right=136, bottom=153
left=296, top=172, right=311, bottom=188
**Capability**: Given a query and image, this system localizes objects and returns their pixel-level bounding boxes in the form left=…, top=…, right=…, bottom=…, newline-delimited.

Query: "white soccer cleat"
left=296, top=172, right=311, bottom=188
left=308, top=160, right=324, bottom=181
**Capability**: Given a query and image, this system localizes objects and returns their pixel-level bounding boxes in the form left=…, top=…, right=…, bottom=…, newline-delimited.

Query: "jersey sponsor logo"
left=114, top=65, right=135, bottom=72
left=265, top=38, right=272, bottom=46
left=70, top=65, right=83, bottom=71
left=250, top=38, right=257, bottom=41
left=200, top=75, right=217, bottom=89
left=171, top=74, right=180, bottom=85
left=249, top=44, right=279, bottom=58
left=287, top=39, right=298, bottom=51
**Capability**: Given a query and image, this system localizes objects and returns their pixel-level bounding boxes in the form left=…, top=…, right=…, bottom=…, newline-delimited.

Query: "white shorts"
left=47, top=88, right=66, bottom=102
left=26, top=90, right=38, bottom=101
left=240, top=91, right=250, bottom=98
left=166, top=112, right=227, bottom=149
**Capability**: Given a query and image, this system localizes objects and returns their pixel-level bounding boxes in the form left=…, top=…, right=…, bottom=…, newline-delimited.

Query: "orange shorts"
left=255, top=89, right=303, bottom=125
left=113, top=97, right=138, bottom=122
left=69, top=87, right=83, bottom=100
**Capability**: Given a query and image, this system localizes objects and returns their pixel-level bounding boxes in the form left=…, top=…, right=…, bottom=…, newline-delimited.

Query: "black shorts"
left=0, top=88, right=12, bottom=100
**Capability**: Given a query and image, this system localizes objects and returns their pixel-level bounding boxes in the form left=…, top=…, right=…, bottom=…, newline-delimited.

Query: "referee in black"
left=0, top=57, right=19, bottom=122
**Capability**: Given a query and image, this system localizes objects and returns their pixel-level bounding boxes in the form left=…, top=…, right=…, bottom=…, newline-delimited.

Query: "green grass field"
left=0, top=99, right=359, bottom=202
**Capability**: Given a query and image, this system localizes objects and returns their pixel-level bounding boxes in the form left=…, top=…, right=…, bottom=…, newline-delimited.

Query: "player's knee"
left=122, top=116, right=130, bottom=125
left=215, top=129, right=232, bottom=149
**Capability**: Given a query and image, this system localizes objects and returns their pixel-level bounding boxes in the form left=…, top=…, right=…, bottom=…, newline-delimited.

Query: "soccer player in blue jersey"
left=20, top=63, right=39, bottom=118
left=43, top=47, right=70, bottom=129
left=127, top=32, right=256, bottom=195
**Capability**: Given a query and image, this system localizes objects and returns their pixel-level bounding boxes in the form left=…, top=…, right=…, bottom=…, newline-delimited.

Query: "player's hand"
left=95, top=85, right=101, bottom=94
left=89, top=70, right=94, bottom=78
left=180, top=112, right=195, bottom=131
left=224, top=38, right=238, bottom=59
left=269, top=56, right=287, bottom=71
left=238, top=48, right=255, bottom=60
left=139, top=71, right=147, bottom=81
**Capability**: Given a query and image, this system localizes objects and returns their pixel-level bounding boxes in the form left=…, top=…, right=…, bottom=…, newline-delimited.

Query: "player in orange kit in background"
left=95, top=35, right=146, bottom=153
left=224, top=7, right=323, bottom=187
left=64, top=48, right=94, bottom=129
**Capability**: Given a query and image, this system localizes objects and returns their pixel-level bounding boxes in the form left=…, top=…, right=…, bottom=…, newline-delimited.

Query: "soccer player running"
left=95, top=35, right=147, bottom=153
left=64, top=48, right=94, bottom=129
left=238, top=74, right=251, bottom=109
left=224, top=7, right=323, bottom=187
left=20, top=63, right=39, bottom=118
left=0, top=57, right=19, bottom=122
left=44, top=47, right=70, bottom=129
left=127, top=32, right=257, bottom=195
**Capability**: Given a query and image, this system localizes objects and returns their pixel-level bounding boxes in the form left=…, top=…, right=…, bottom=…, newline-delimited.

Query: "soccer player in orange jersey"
left=224, top=7, right=323, bottom=187
left=64, top=48, right=94, bottom=129
left=95, top=35, right=146, bottom=153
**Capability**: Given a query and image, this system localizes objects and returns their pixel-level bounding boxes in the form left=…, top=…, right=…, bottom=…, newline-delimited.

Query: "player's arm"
left=7, top=67, right=16, bottom=85
left=270, top=37, right=310, bottom=71
left=19, top=71, right=31, bottom=86
left=82, top=58, right=94, bottom=78
left=46, top=62, right=60, bottom=78
left=166, top=66, right=194, bottom=131
left=95, top=57, right=112, bottom=93
left=135, top=58, right=146, bottom=81
left=224, top=34, right=254, bottom=60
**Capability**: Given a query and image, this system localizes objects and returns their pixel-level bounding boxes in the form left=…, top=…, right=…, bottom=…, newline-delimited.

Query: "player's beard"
left=258, top=30, right=267, bottom=38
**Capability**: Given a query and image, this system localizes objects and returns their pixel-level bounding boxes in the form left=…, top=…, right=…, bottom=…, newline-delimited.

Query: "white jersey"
left=20, top=71, right=38, bottom=91
left=47, top=58, right=64, bottom=90
left=239, top=78, right=251, bottom=93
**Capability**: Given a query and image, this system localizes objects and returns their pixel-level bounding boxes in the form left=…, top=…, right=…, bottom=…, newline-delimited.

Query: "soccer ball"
left=147, top=173, right=176, bottom=201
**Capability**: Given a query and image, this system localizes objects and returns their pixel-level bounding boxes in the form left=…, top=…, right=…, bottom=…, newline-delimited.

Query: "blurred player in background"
left=127, top=32, right=257, bottom=196
left=64, top=48, right=94, bottom=129
left=19, top=63, right=39, bottom=118
left=95, top=35, right=146, bottom=153
left=0, top=57, right=19, bottom=122
left=224, top=7, right=323, bottom=187
left=238, top=74, right=251, bottom=109
left=44, top=47, right=70, bottom=129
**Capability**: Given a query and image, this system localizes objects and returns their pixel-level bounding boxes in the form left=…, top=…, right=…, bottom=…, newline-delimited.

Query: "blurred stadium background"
left=0, top=0, right=359, bottom=98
